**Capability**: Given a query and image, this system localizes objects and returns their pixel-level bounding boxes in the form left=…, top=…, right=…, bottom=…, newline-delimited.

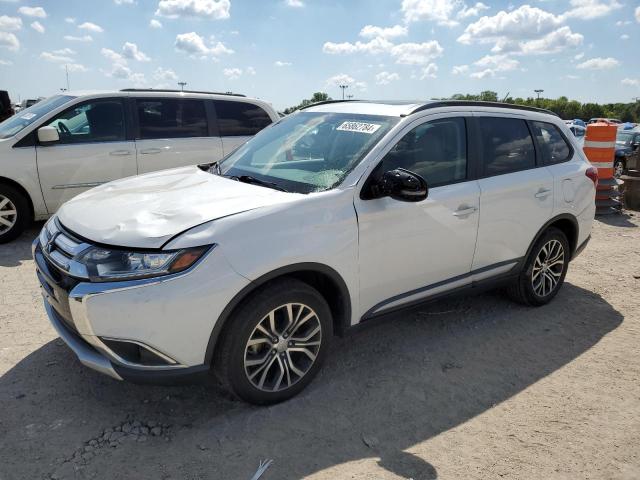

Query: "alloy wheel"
left=614, top=161, right=624, bottom=178
left=244, top=303, right=322, bottom=392
left=0, top=195, right=17, bottom=234
left=531, top=239, right=565, bottom=297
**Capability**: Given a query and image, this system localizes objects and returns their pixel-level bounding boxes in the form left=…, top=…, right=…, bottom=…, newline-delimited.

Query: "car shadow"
left=0, top=222, right=43, bottom=267
left=0, top=283, right=622, bottom=480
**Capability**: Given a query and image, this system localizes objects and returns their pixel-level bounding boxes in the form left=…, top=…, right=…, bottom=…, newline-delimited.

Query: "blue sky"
left=0, top=0, right=639, bottom=110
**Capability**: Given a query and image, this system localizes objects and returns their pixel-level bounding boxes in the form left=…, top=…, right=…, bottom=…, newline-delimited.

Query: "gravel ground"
left=1, top=214, right=639, bottom=480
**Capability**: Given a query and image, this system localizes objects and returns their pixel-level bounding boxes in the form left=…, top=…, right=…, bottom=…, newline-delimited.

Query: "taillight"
left=585, top=166, right=598, bottom=188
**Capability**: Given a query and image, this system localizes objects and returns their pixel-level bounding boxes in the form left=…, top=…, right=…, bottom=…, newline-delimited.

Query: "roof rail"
left=298, top=99, right=363, bottom=111
left=407, top=100, right=558, bottom=117
left=120, top=88, right=246, bottom=97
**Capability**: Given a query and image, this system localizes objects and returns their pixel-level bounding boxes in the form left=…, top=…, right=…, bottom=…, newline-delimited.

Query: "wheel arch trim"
left=204, top=262, right=352, bottom=365
left=524, top=213, right=579, bottom=265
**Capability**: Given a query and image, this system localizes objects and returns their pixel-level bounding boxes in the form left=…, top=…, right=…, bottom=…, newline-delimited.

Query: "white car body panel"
left=135, top=137, right=224, bottom=174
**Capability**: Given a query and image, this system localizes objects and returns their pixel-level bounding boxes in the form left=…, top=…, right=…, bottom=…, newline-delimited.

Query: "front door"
left=36, top=98, right=137, bottom=213
left=355, top=115, right=480, bottom=318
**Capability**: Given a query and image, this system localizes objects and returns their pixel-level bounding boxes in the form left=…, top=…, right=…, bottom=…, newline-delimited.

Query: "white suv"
left=0, top=89, right=278, bottom=243
left=33, top=100, right=597, bottom=404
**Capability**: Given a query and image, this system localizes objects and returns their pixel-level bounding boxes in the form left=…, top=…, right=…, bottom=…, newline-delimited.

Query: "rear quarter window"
left=215, top=101, right=272, bottom=137
left=531, top=121, right=572, bottom=165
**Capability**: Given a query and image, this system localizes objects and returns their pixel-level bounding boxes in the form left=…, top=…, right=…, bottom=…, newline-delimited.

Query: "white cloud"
left=470, top=69, right=494, bottom=79
left=615, top=20, right=631, bottom=26
left=474, top=53, right=519, bottom=71
left=66, top=63, right=87, bottom=72
left=636, top=6, right=640, bottom=23
left=574, top=52, right=584, bottom=60
left=326, top=73, right=367, bottom=92
left=17, top=6, right=46, bottom=18
left=64, top=17, right=76, bottom=24
left=105, top=63, right=146, bottom=85
left=457, top=2, right=489, bottom=19
left=156, top=0, right=231, bottom=19
left=375, top=71, right=400, bottom=85
left=0, top=32, right=19, bottom=50
left=562, top=0, right=622, bottom=20
left=223, top=67, right=242, bottom=79
left=285, top=0, right=304, bottom=7
left=114, top=0, right=135, bottom=4
left=458, top=5, right=582, bottom=56
left=150, top=19, right=163, bottom=28
left=0, top=59, right=13, bottom=66
left=53, top=48, right=75, bottom=55
left=30, top=20, right=44, bottom=33
left=452, top=64, right=469, bottom=74
left=390, top=41, right=443, bottom=65
left=174, top=31, right=233, bottom=58
left=420, top=63, right=438, bottom=79
left=576, top=57, right=620, bottom=69
left=620, top=34, right=629, bottom=40
left=274, top=60, right=292, bottom=66
left=622, top=78, right=639, bottom=87
left=323, top=37, right=394, bottom=55
left=122, top=42, right=150, bottom=61
left=101, top=47, right=125, bottom=63
left=359, top=24, right=408, bottom=40
left=78, top=21, right=104, bottom=33
left=246, top=66, right=256, bottom=75
left=0, top=15, right=22, bottom=31
left=40, top=51, right=74, bottom=63
left=401, top=0, right=461, bottom=26
left=64, top=35, right=93, bottom=42
left=154, top=66, right=178, bottom=81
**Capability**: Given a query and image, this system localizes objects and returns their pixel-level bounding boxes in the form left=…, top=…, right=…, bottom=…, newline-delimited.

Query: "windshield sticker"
left=337, top=121, right=381, bottom=134
left=20, top=113, right=36, bottom=120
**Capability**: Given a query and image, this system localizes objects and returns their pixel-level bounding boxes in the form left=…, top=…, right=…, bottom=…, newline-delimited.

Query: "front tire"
left=614, top=158, right=625, bottom=178
left=507, top=227, right=569, bottom=306
left=215, top=278, right=332, bottom=405
left=0, top=184, right=30, bottom=244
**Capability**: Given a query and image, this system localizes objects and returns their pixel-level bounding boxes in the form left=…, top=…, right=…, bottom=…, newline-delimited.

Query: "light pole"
left=346, top=94, right=354, bottom=100
left=178, top=81, right=187, bottom=91
left=339, top=84, right=349, bottom=100
left=534, top=89, right=544, bottom=100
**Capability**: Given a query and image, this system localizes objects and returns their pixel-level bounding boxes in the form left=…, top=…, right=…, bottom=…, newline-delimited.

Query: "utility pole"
left=633, top=97, right=640, bottom=103
left=178, top=81, right=187, bottom=91
left=65, top=64, right=70, bottom=91
left=339, top=84, right=348, bottom=100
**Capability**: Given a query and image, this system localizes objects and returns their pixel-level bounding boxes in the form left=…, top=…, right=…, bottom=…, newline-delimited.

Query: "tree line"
left=284, top=90, right=640, bottom=122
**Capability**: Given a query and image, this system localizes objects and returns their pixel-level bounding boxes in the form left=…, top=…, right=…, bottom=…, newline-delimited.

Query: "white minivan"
left=0, top=89, right=278, bottom=242
left=34, top=100, right=597, bottom=405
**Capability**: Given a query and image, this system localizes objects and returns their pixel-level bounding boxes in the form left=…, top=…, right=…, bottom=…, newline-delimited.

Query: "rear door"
left=36, top=97, right=137, bottom=213
left=472, top=115, right=554, bottom=271
left=214, top=100, right=273, bottom=155
left=134, top=97, right=224, bottom=174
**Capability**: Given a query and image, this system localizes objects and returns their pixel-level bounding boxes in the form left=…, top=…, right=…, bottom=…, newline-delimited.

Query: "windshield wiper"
left=228, top=175, right=289, bottom=192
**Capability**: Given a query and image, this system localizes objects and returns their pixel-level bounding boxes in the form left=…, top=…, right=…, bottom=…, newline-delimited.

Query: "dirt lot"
left=1, top=214, right=639, bottom=480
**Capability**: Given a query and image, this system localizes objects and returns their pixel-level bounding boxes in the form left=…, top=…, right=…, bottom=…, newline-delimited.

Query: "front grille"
left=39, top=219, right=91, bottom=279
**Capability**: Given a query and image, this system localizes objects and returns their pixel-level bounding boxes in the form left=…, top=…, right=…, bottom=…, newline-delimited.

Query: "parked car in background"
left=0, top=89, right=278, bottom=242
left=0, top=91, right=14, bottom=122
left=615, top=129, right=640, bottom=177
left=34, top=100, right=596, bottom=404
left=20, top=98, right=40, bottom=110
left=566, top=122, right=586, bottom=145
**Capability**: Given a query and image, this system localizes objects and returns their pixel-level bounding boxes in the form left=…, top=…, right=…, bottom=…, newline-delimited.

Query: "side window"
left=137, top=99, right=208, bottom=139
left=479, top=117, right=535, bottom=176
left=531, top=121, right=571, bottom=165
left=215, top=101, right=272, bottom=137
left=44, top=99, right=125, bottom=144
left=380, top=117, right=467, bottom=186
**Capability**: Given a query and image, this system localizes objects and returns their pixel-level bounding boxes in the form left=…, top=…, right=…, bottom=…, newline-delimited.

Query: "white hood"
left=57, top=166, right=299, bottom=249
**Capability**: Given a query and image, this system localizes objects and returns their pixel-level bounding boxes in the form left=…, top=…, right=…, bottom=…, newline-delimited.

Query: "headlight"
left=77, top=245, right=212, bottom=282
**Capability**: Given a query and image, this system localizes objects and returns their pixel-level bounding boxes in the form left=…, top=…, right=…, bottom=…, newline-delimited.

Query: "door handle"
left=109, top=150, right=131, bottom=156
left=534, top=188, right=552, bottom=199
left=453, top=205, right=477, bottom=217
left=140, top=148, right=162, bottom=155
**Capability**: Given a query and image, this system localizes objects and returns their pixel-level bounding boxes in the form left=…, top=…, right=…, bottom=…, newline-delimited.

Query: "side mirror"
left=37, top=126, right=59, bottom=143
left=380, top=168, right=428, bottom=202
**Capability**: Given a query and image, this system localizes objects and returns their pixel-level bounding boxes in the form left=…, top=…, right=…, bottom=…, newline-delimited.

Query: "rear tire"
left=507, top=227, right=569, bottom=306
left=215, top=278, right=332, bottom=405
left=0, top=184, right=30, bottom=244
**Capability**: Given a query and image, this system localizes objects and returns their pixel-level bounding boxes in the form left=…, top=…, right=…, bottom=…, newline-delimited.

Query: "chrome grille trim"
left=40, top=218, right=90, bottom=279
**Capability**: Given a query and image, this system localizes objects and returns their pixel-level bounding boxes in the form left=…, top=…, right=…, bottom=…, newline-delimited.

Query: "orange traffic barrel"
left=583, top=122, right=622, bottom=214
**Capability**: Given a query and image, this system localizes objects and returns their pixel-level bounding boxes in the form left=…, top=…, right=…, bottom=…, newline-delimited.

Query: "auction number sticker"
left=337, top=121, right=381, bottom=134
